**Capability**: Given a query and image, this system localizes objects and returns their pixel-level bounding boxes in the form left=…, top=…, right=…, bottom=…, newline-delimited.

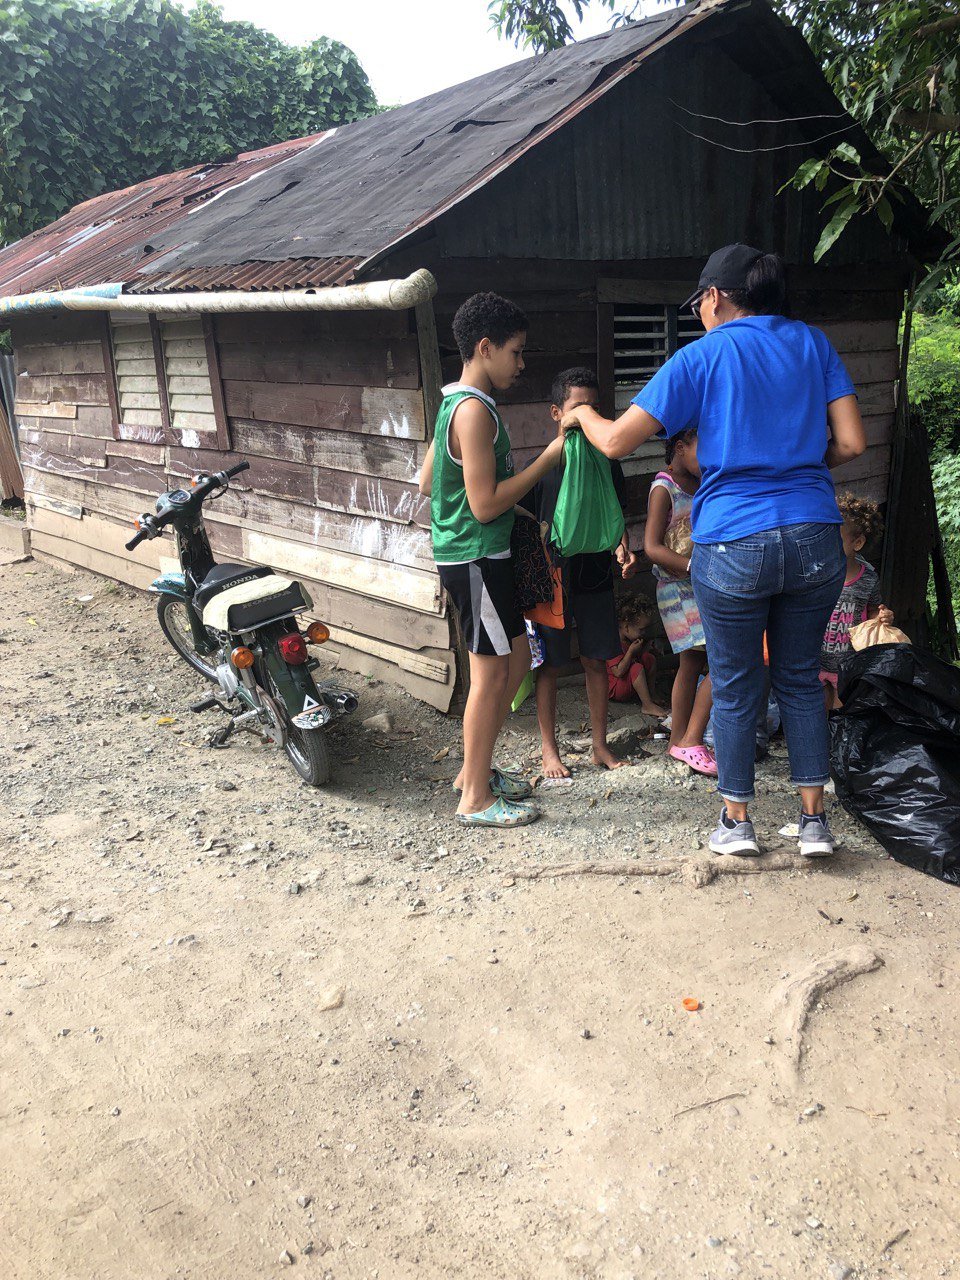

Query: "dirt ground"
left=1, top=550, right=958, bottom=1280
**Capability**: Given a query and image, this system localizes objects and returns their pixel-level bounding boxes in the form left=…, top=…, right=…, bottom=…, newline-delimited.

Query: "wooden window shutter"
left=159, top=316, right=230, bottom=450
left=108, top=315, right=165, bottom=443
left=601, top=289, right=706, bottom=465
left=612, top=304, right=670, bottom=413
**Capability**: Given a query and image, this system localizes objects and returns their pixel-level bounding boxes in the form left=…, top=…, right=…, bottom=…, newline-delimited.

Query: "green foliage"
left=0, top=0, right=378, bottom=244
left=910, top=306, right=960, bottom=456
left=487, top=0, right=589, bottom=50
left=930, top=452, right=960, bottom=619
left=910, top=295, right=960, bottom=620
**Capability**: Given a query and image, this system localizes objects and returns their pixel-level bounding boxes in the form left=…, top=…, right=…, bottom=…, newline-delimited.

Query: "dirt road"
left=1, top=554, right=957, bottom=1280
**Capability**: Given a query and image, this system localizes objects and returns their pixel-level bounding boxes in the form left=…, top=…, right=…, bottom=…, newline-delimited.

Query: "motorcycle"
left=125, top=460, right=358, bottom=785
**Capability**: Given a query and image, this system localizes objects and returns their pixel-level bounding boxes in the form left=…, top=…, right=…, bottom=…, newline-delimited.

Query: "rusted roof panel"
left=125, top=256, right=363, bottom=293
left=0, top=132, right=339, bottom=295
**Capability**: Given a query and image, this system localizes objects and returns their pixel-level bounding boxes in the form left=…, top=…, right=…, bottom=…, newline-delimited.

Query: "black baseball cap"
left=681, top=243, right=764, bottom=310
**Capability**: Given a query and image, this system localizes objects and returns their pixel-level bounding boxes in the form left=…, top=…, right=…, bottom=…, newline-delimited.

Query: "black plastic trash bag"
left=830, top=644, right=960, bottom=885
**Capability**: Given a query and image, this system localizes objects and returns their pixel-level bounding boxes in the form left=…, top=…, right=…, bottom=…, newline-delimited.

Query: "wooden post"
left=415, top=300, right=443, bottom=440
left=0, top=400, right=23, bottom=501
left=880, top=283, right=914, bottom=606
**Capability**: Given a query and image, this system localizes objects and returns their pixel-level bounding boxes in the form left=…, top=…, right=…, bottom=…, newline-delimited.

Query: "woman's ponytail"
left=728, top=252, right=787, bottom=316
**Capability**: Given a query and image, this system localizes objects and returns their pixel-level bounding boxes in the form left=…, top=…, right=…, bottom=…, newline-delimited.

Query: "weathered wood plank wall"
left=13, top=309, right=456, bottom=711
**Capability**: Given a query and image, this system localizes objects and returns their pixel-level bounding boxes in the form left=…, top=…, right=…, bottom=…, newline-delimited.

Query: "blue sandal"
left=454, top=766, right=533, bottom=802
left=456, top=795, right=540, bottom=828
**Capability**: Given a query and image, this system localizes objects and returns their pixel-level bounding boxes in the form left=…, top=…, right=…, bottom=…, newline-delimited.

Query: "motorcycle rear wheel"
left=157, top=595, right=218, bottom=682
left=265, top=672, right=331, bottom=787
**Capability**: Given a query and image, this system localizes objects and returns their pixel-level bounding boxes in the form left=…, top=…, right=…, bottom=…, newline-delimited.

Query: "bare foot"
left=593, top=745, right=628, bottom=770
left=542, top=748, right=571, bottom=780
left=640, top=702, right=670, bottom=718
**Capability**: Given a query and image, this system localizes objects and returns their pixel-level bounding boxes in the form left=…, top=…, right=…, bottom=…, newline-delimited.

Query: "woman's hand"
left=877, top=604, right=895, bottom=625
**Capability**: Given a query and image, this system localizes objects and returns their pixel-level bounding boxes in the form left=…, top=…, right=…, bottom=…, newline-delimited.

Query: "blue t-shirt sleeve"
left=813, top=329, right=856, bottom=403
left=631, top=349, right=701, bottom=439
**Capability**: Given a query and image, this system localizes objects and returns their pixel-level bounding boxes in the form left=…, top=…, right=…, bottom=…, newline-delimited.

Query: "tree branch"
left=913, top=12, right=960, bottom=41
left=893, top=106, right=960, bottom=135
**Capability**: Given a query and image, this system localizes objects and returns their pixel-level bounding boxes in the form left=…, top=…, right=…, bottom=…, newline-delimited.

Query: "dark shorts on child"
left=540, top=576, right=621, bottom=668
left=438, top=557, right=525, bottom=657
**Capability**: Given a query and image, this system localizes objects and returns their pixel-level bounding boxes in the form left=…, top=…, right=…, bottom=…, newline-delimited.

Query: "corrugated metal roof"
left=0, top=0, right=939, bottom=298
left=0, top=132, right=354, bottom=295
left=127, top=5, right=697, bottom=277
left=126, top=256, right=363, bottom=293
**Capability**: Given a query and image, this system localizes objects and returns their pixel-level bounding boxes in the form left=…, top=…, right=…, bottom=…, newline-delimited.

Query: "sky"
left=207, top=1, right=645, bottom=106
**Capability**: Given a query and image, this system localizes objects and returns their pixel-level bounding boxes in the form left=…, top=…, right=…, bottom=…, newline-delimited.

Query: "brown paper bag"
left=848, top=617, right=911, bottom=651
left=665, top=514, right=693, bottom=559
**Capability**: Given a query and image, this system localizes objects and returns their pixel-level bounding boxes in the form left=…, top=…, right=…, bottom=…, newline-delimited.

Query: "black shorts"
left=540, top=578, right=621, bottom=668
left=438, top=557, right=525, bottom=657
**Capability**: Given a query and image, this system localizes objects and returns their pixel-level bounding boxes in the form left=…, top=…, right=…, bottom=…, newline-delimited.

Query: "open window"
left=598, top=283, right=702, bottom=469
left=611, top=304, right=702, bottom=413
left=105, top=314, right=230, bottom=450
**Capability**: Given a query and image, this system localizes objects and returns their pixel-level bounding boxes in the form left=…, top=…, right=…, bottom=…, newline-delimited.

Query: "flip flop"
left=456, top=796, right=540, bottom=828
left=540, top=774, right=574, bottom=789
left=453, top=766, right=533, bottom=801
left=668, top=744, right=718, bottom=777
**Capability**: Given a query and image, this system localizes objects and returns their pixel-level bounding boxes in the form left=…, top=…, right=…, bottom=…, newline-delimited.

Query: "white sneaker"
left=798, top=812, right=834, bottom=857
left=708, top=810, right=761, bottom=857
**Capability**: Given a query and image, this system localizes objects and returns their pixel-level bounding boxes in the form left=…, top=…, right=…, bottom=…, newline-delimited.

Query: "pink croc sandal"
left=668, top=744, right=718, bottom=777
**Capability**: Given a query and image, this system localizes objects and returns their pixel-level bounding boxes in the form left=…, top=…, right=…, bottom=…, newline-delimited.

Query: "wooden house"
left=0, top=0, right=944, bottom=709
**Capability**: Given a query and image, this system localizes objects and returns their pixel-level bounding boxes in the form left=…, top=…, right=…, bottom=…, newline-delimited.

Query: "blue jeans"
left=691, top=523, right=844, bottom=803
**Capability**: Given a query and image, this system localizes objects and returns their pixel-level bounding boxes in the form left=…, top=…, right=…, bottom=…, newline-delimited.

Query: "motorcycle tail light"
left=231, top=646, right=254, bottom=669
left=305, top=622, right=330, bottom=645
left=278, top=632, right=308, bottom=665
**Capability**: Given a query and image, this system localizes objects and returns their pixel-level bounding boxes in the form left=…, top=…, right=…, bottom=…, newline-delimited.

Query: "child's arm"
left=611, top=641, right=641, bottom=679
left=417, top=440, right=435, bottom=496
left=561, top=403, right=663, bottom=460
left=457, top=399, right=564, bottom=523
left=643, top=485, right=691, bottom=579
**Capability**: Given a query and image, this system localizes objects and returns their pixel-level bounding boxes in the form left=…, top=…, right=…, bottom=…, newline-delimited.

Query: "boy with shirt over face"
left=530, top=367, right=640, bottom=781
left=418, top=293, right=565, bottom=828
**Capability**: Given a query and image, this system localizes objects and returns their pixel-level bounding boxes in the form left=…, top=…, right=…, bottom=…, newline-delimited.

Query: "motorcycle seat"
left=201, top=575, right=313, bottom=632
left=194, top=563, right=273, bottom=615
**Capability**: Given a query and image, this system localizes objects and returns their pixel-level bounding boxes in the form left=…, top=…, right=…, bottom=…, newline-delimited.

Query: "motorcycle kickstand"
left=206, top=720, right=235, bottom=749
left=206, top=705, right=267, bottom=749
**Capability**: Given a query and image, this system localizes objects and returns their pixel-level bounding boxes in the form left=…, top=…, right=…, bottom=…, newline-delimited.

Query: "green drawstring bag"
left=550, top=428, right=625, bottom=556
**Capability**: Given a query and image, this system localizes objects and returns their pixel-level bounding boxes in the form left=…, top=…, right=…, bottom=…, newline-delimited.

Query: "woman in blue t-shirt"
left=564, top=244, right=866, bottom=859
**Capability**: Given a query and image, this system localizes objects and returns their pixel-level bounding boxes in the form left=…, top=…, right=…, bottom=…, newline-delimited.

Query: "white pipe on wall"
left=0, top=268, right=437, bottom=317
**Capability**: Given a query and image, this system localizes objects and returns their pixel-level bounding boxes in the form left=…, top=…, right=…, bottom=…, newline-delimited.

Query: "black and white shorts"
left=438, top=557, right=525, bottom=657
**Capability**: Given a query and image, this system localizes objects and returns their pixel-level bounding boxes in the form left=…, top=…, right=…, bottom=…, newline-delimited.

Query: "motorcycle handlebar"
left=126, top=459, right=249, bottom=552
left=125, top=528, right=150, bottom=551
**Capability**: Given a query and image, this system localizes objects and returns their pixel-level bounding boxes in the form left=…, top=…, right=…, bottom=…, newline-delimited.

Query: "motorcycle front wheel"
left=157, top=594, right=218, bottom=681
left=265, top=672, right=331, bottom=787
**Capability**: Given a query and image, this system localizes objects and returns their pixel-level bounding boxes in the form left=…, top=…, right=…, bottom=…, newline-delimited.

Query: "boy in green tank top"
left=419, top=293, right=564, bottom=828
